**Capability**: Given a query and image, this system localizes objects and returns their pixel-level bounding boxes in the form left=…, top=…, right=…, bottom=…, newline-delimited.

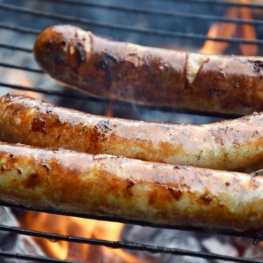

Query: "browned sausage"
left=34, top=24, right=263, bottom=116
left=0, top=141, right=263, bottom=233
left=1, top=94, right=263, bottom=172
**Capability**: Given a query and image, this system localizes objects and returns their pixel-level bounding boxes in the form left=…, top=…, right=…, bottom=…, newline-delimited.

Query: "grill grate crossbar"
left=1, top=3, right=263, bottom=44
left=0, top=224, right=262, bottom=263
left=21, top=0, right=263, bottom=26
left=28, top=0, right=263, bottom=12
left=0, top=62, right=42, bottom=73
left=1, top=202, right=263, bottom=241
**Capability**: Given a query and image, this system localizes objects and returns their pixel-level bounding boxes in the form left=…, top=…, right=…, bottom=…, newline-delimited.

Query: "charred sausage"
left=0, top=141, right=263, bottom=233
left=34, top=24, right=263, bottom=116
left=1, top=94, right=263, bottom=172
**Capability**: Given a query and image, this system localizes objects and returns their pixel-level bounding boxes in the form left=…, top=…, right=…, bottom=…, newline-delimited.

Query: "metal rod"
left=25, top=0, right=263, bottom=26
left=149, top=0, right=263, bottom=9
left=0, top=202, right=262, bottom=241
left=1, top=3, right=263, bottom=45
left=0, top=224, right=262, bottom=263
left=0, top=82, right=92, bottom=100
left=0, top=22, right=40, bottom=35
left=0, top=62, right=43, bottom=73
left=0, top=42, right=32, bottom=53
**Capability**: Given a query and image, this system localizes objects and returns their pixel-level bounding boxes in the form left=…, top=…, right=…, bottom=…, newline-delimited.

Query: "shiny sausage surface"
left=0, top=141, right=263, bottom=233
left=34, top=24, right=263, bottom=116
left=1, top=94, right=263, bottom=172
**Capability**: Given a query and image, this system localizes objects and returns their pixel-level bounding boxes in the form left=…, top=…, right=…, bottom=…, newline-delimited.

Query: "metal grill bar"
left=151, top=0, right=263, bottom=9
left=0, top=224, right=262, bottom=263
left=0, top=23, right=40, bottom=35
left=0, top=82, right=91, bottom=100
left=0, top=27, right=263, bottom=56
left=29, top=0, right=263, bottom=11
left=1, top=3, right=263, bottom=45
left=0, top=62, right=42, bottom=73
left=0, top=42, right=32, bottom=53
left=1, top=202, right=262, bottom=241
left=24, top=0, right=263, bottom=26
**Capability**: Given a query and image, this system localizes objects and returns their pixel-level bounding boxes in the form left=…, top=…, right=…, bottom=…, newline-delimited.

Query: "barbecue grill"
left=1, top=0, right=263, bottom=262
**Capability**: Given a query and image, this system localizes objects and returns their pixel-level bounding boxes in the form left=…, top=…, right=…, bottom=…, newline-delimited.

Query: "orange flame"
left=4, top=69, right=43, bottom=98
left=19, top=212, right=156, bottom=262
left=200, top=0, right=258, bottom=55
left=237, top=0, right=258, bottom=56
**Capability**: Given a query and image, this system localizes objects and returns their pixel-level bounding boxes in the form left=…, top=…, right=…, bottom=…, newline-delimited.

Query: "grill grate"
left=1, top=225, right=263, bottom=263
left=1, top=1, right=263, bottom=262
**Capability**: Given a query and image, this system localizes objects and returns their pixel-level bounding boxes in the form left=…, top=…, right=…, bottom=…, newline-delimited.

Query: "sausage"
left=33, top=24, right=263, bottom=116
left=1, top=94, right=263, bottom=172
left=0, top=141, right=263, bottom=233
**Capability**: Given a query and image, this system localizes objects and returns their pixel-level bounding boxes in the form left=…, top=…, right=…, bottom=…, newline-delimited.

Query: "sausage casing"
left=34, top=24, right=263, bottom=116
left=0, top=141, right=263, bottom=233
left=1, top=94, right=263, bottom=172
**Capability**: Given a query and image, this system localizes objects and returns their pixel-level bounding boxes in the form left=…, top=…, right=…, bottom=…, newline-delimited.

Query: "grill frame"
left=1, top=1, right=263, bottom=262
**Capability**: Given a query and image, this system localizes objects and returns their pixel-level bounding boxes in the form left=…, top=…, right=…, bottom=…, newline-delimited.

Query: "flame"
left=200, top=0, right=258, bottom=55
left=4, top=69, right=42, bottom=98
left=19, top=212, right=155, bottom=262
left=237, top=0, right=258, bottom=56
left=105, top=101, right=114, bottom=117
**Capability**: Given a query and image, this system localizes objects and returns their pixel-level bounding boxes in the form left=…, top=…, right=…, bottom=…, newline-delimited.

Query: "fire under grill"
left=1, top=0, right=263, bottom=262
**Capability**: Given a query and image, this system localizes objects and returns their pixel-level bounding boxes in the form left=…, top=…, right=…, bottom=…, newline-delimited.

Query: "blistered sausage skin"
left=1, top=94, right=263, bottom=172
left=34, top=24, right=263, bottom=116
left=0, top=141, right=263, bottom=233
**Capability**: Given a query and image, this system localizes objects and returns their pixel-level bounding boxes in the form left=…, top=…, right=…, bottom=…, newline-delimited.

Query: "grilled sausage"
left=0, top=141, right=263, bottom=233
left=34, top=24, right=263, bottom=116
left=1, top=94, right=263, bottom=172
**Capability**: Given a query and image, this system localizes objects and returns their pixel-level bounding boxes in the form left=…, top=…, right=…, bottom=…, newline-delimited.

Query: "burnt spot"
left=44, top=39, right=67, bottom=66
left=167, top=187, right=182, bottom=201
left=95, top=56, right=108, bottom=70
left=94, top=53, right=119, bottom=89
left=43, top=164, right=51, bottom=173
left=94, top=120, right=112, bottom=138
left=126, top=178, right=136, bottom=191
left=200, top=193, right=212, bottom=204
left=17, top=168, right=22, bottom=175
left=1, top=165, right=6, bottom=171
left=24, top=173, right=42, bottom=189
left=148, top=190, right=158, bottom=206
left=32, top=115, right=47, bottom=134
left=253, top=60, right=263, bottom=75
left=95, top=56, right=112, bottom=88
left=8, top=154, right=14, bottom=159
left=106, top=53, right=119, bottom=64
left=61, top=39, right=66, bottom=46
left=75, top=42, right=86, bottom=64
left=209, top=89, right=226, bottom=97
left=225, top=182, right=231, bottom=186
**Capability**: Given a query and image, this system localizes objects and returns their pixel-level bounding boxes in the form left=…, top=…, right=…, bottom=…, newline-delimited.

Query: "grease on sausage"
left=0, top=141, right=263, bottom=233
left=1, top=94, right=263, bottom=172
left=34, top=24, right=263, bottom=116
